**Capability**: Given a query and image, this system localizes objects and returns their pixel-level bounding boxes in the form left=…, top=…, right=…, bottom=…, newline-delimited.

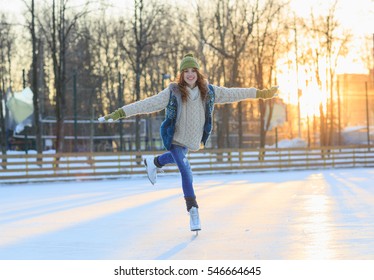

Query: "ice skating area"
left=1, top=168, right=374, bottom=260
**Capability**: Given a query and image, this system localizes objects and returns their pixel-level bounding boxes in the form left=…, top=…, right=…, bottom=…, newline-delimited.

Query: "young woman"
left=98, top=54, right=278, bottom=233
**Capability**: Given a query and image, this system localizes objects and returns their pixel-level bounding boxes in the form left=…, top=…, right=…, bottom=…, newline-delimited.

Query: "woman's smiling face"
left=183, top=68, right=197, bottom=88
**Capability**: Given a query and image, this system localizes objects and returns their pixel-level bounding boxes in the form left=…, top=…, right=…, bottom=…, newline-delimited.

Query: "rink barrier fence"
left=1, top=145, right=374, bottom=183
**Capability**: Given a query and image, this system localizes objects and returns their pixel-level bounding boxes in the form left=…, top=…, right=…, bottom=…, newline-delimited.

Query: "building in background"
left=338, top=69, right=374, bottom=145
left=338, top=70, right=374, bottom=127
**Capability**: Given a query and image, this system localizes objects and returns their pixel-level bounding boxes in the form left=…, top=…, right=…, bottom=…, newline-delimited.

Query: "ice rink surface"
left=1, top=168, right=374, bottom=260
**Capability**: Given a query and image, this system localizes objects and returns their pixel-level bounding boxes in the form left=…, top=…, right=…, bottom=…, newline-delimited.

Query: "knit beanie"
left=179, top=53, right=200, bottom=72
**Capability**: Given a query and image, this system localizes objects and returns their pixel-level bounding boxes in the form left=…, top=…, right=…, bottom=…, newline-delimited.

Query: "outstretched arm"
left=98, top=87, right=170, bottom=122
left=214, top=85, right=278, bottom=104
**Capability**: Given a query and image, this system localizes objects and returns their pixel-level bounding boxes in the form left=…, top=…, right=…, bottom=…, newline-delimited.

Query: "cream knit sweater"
left=122, top=85, right=257, bottom=151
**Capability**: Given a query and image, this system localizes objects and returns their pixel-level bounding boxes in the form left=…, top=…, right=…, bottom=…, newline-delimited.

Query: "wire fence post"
left=118, top=72, right=124, bottom=152
left=73, top=73, right=78, bottom=152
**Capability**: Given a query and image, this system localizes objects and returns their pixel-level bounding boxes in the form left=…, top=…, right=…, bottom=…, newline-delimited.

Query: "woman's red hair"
left=177, top=68, right=208, bottom=103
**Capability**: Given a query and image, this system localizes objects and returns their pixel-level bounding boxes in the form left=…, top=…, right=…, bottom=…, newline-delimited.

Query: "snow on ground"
left=0, top=167, right=374, bottom=260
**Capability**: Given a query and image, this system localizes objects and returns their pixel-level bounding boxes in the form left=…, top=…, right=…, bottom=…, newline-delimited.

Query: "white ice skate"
left=143, top=157, right=158, bottom=185
left=189, top=206, right=201, bottom=233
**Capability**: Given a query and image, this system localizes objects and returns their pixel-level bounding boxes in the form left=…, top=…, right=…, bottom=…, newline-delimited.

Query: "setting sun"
left=276, top=0, right=373, bottom=119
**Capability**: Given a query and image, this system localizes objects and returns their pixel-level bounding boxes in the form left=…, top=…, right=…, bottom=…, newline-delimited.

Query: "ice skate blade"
left=147, top=176, right=155, bottom=185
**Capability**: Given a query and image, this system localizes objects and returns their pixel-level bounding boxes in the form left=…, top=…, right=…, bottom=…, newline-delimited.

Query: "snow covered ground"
left=1, top=167, right=374, bottom=260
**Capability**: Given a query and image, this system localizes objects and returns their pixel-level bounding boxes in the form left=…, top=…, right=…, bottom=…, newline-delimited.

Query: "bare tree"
left=308, top=0, right=352, bottom=146
left=0, top=15, right=15, bottom=163
left=197, top=0, right=254, bottom=148
left=22, top=0, right=43, bottom=157
left=360, top=34, right=374, bottom=75
left=37, top=0, right=90, bottom=153
left=248, top=0, right=286, bottom=149
left=119, top=0, right=166, bottom=151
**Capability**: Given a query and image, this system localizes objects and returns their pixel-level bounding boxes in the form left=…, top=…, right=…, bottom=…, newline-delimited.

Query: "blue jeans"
left=156, top=144, right=195, bottom=198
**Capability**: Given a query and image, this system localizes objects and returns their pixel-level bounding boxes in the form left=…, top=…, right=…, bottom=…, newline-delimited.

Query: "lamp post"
left=297, top=88, right=302, bottom=138
left=365, top=82, right=371, bottom=148
left=22, top=69, right=29, bottom=154
left=73, top=73, right=77, bottom=152
left=118, top=72, right=124, bottom=151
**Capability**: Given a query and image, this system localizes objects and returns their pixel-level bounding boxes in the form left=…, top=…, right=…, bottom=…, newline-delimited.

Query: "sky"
left=1, top=0, right=372, bottom=34
left=291, top=0, right=373, bottom=74
left=1, top=0, right=372, bottom=71
left=291, top=0, right=373, bottom=36
left=1, top=0, right=372, bottom=59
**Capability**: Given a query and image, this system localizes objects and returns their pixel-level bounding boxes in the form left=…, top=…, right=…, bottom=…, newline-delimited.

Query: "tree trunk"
left=31, top=0, right=43, bottom=160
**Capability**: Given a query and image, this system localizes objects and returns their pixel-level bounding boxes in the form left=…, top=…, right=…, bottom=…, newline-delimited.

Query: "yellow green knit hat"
left=179, top=53, right=200, bottom=72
